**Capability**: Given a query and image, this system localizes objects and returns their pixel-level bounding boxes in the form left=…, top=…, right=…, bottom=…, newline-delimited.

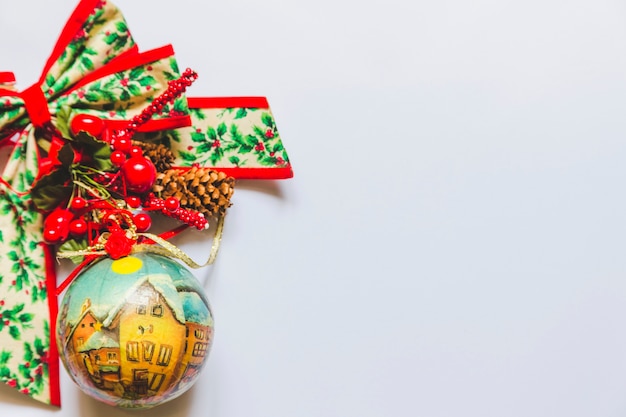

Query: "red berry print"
left=255, top=142, right=265, bottom=151
left=265, top=129, right=274, bottom=138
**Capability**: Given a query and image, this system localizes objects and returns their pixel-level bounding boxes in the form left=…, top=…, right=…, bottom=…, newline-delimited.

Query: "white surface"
left=2, top=0, right=626, bottom=416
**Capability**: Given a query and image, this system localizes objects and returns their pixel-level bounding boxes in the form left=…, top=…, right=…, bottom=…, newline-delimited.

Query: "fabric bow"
left=0, top=0, right=191, bottom=406
left=0, top=0, right=190, bottom=194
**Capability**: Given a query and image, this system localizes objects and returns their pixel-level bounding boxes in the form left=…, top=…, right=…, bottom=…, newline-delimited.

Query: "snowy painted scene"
left=57, top=253, right=214, bottom=406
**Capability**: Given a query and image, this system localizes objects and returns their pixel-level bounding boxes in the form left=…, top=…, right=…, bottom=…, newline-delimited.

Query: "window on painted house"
left=157, top=344, right=172, bottom=366
left=151, top=304, right=163, bottom=317
left=143, top=341, right=155, bottom=362
left=127, top=341, right=139, bottom=361
left=192, top=342, right=207, bottom=357
left=150, top=373, right=166, bottom=391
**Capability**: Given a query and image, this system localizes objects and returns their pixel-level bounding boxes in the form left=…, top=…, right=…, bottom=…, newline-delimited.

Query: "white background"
left=2, top=0, right=626, bottom=416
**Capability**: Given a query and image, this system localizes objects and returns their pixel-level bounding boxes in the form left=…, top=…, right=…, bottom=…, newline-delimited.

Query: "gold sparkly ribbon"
left=57, top=216, right=225, bottom=269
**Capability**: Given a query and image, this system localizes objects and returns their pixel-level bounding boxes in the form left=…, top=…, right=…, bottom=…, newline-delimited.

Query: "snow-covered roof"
left=79, top=330, right=119, bottom=352
left=102, top=273, right=185, bottom=326
left=180, top=292, right=212, bottom=325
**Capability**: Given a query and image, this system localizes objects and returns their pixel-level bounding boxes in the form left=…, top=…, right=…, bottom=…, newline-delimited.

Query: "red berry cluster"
left=143, top=195, right=208, bottom=230
left=42, top=69, right=209, bottom=252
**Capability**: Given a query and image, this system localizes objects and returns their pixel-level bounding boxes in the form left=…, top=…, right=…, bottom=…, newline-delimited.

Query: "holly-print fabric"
left=142, top=98, right=293, bottom=179
left=0, top=184, right=53, bottom=404
left=0, top=0, right=190, bottom=406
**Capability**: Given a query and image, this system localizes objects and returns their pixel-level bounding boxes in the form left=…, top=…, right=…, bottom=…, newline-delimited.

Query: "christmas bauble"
left=56, top=253, right=214, bottom=408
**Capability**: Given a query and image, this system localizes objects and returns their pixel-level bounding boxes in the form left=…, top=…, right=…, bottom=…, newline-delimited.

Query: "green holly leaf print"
left=191, top=108, right=206, bottom=120
left=210, top=147, right=224, bottom=165
left=228, top=156, right=241, bottom=166
left=217, top=123, right=227, bottom=137
left=116, top=21, right=128, bottom=33
left=179, top=151, right=197, bottom=162
left=191, top=131, right=206, bottom=143
left=119, top=89, right=131, bottom=101
left=272, top=143, right=285, bottom=153
left=138, top=75, right=156, bottom=86
left=234, top=108, right=248, bottom=120
left=84, top=91, right=101, bottom=102
left=22, top=343, right=33, bottom=363
left=261, top=113, right=274, bottom=128
left=9, top=326, right=20, bottom=340
left=18, top=313, right=33, bottom=324
left=128, top=84, right=141, bottom=97
left=207, top=127, right=217, bottom=140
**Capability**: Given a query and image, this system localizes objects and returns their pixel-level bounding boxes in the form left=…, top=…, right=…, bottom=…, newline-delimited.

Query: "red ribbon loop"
left=20, top=83, right=52, bottom=128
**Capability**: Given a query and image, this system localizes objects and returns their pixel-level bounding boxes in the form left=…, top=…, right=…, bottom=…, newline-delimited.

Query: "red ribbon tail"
left=55, top=255, right=98, bottom=296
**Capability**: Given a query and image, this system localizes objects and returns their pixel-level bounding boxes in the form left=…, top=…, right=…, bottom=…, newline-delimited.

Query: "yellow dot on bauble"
left=111, top=256, right=143, bottom=274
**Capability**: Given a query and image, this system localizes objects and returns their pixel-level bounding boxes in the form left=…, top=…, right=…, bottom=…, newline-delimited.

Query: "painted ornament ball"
left=56, top=253, right=214, bottom=408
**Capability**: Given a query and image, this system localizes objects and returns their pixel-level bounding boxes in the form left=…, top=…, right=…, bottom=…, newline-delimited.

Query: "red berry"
left=122, top=156, right=157, bottom=194
left=265, top=129, right=274, bottom=138
left=43, top=227, right=62, bottom=244
left=4, top=320, right=9, bottom=325
left=126, top=196, right=141, bottom=208
left=0, top=300, right=4, bottom=306
left=24, top=362, right=30, bottom=368
left=112, top=137, right=131, bottom=152
left=133, top=213, right=152, bottom=232
left=110, top=150, right=126, bottom=166
left=164, top=197, right=180, bottom=211
left=43, top=209, right=73, bottom=243
left=129, top=146, right=143, bottom=157
left=70, top=114, right=105, bottom=138
left=69, top=219, right=88, bottom=236
left=70, top=197, right=88, bottom=210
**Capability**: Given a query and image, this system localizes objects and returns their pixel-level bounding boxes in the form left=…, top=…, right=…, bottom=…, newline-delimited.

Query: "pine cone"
left=153, top=167, right=235, bottom=217
left=133, top=141, right=175, bottom=171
